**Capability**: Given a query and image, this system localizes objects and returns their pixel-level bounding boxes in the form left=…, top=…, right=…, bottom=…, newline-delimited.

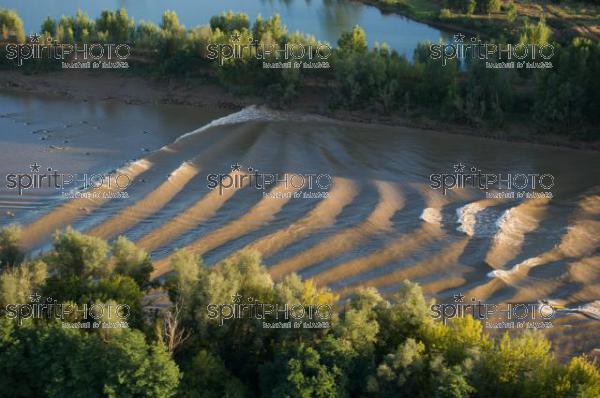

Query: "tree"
left=209, top=11, right=250, bottom=33
left=338, top=26, right=368, bottom=53
left=0, top=225, right=24, bottom=269
left=167, top=248, right=205, bottom=313
left=474, top=331, right=554, bottom=397
left=156, top=300, right=191, bottom=354
left=462, top=57, right=514, bottom=124
left=49, top=227, right=111, bottom=279
left=161, top=10, right=184, bottom=33
left=368, top=338, right=428, bottom=397
left=0, top=260, right=47, bottom=307
left=159, top=10, right=187, bottom=57
left=111, top=236, right=153, bottom=287
left=0, top=324, right=180, bottom=397
left=96, top=8, right=133, bottom=42
left=478, top=0, right=501, bottom=14
left=554, top=356, right=600, bottom=397
left=519, top=17, right=551, bottom=46
left=424, top=316, right=489, bottom=366
left=41, top=16, right=57, bottom=37
left=446, top=0, right=476, bottom=15
left=505, top=1, right=518, bottom=22
left=260, top=344, right=343, bottom=398
left=264, top=14, right=287, bottom=43
left=0, top=9, right=25, bottom=43
left=376, top=280, right=431, bottom=349
left=534, top=38, right=600, bottom=135
left=178, top=349, right=248, bottom=398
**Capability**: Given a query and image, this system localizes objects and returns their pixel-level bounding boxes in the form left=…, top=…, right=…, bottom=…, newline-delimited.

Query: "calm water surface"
left=2, top=0, right=450, bottom=57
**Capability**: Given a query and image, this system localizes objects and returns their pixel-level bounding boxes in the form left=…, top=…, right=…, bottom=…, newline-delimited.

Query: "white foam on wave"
left=173, top=105, right=325, bottom=144
left=175, top=106, right=266, bottom=142
left=486, top=256, right=543, bottom=279
left=420, top=207, right=442, bottom=225
left=493, top=207, right=522, bottom=245
left=575, top=301, right=600, bottom=320
left=456, top=202, right=484, bottom=236
left=550, top=300, right=600, bottom=321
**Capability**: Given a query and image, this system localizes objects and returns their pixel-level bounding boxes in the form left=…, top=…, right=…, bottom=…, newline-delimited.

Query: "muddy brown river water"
left=1, top=89, right=599, bottom=360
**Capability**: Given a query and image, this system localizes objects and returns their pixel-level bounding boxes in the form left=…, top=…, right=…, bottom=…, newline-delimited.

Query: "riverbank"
left=1, top=70, right=597, bottom=151
left=356, top=0, right=600, bottom=42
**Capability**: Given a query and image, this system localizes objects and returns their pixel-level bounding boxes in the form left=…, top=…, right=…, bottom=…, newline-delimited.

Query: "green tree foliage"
left=555, top=356, right=600, bottom=397
left=0, top=8, right=25, bottom=43
left=534, top=38, right=600, bottom=138
left=478, top=0, right=501, bottom=14
left=461, top=57, right=514, bottom=124
left=96, top=8, right=134, bottom=42
left=41, top=17, right=57, bottom=37
left=178, top=349, right=248, bottom=398
left=0, top=260, right=46, bottom=306
left=338, top=25, right=368, bottom=53
left=446, top=0, right=476, bottom=15
left=0, top=227, right=598, bottom=396
left=49, top=226, right=111, bottom=279
left=260, top=344, right=343, bottom=398
left=505, top=1, right=518, bottom=22
left=111, top=236, right=153, bottom=287
left=0, top=324, right=179, bottom=397
left=413, top=42, right=460, bottom=116
left=519, top=17, right=551, bottom=45
left=473, top=332, right=555, bottom=397
left=0, top=225, right=24, bottom=269
left=210, top=11, right=250, bottom=33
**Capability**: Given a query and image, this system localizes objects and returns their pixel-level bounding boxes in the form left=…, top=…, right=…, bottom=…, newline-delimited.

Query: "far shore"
left=1, top=70, right=598, bottom=151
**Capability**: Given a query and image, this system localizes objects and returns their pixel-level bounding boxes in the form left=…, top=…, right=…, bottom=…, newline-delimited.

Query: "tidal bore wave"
left=5, top=107, right=600, bottom=353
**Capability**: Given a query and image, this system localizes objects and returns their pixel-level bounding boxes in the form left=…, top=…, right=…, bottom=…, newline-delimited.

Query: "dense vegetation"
left=0, top=224, right=599, bottom=397
left=0, top=8, right=599, bottom=140
left=364, top=0, right=600, bottom=43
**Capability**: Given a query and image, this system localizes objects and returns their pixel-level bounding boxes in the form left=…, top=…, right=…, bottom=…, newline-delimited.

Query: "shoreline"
left=1, top=70, right=598, bottom=152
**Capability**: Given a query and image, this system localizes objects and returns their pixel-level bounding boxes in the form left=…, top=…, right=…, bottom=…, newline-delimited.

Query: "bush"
left=0, top=225, right=24, bottom=269
left=0, top=9, right=25, bottom=43
left=478, top=0, right=502, bottom=14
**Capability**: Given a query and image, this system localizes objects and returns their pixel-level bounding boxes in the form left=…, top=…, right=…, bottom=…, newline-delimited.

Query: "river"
left=0, top=0, right=599, bottom=358
left=1, top=93, right=599, bottom=347
left=2, top=0, right=450, bottom=58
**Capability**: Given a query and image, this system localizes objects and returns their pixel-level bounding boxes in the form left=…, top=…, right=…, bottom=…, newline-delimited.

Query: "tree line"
left=0, top=224, right=599, bottom=397
left=0, top=8, right=598, bottom=136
